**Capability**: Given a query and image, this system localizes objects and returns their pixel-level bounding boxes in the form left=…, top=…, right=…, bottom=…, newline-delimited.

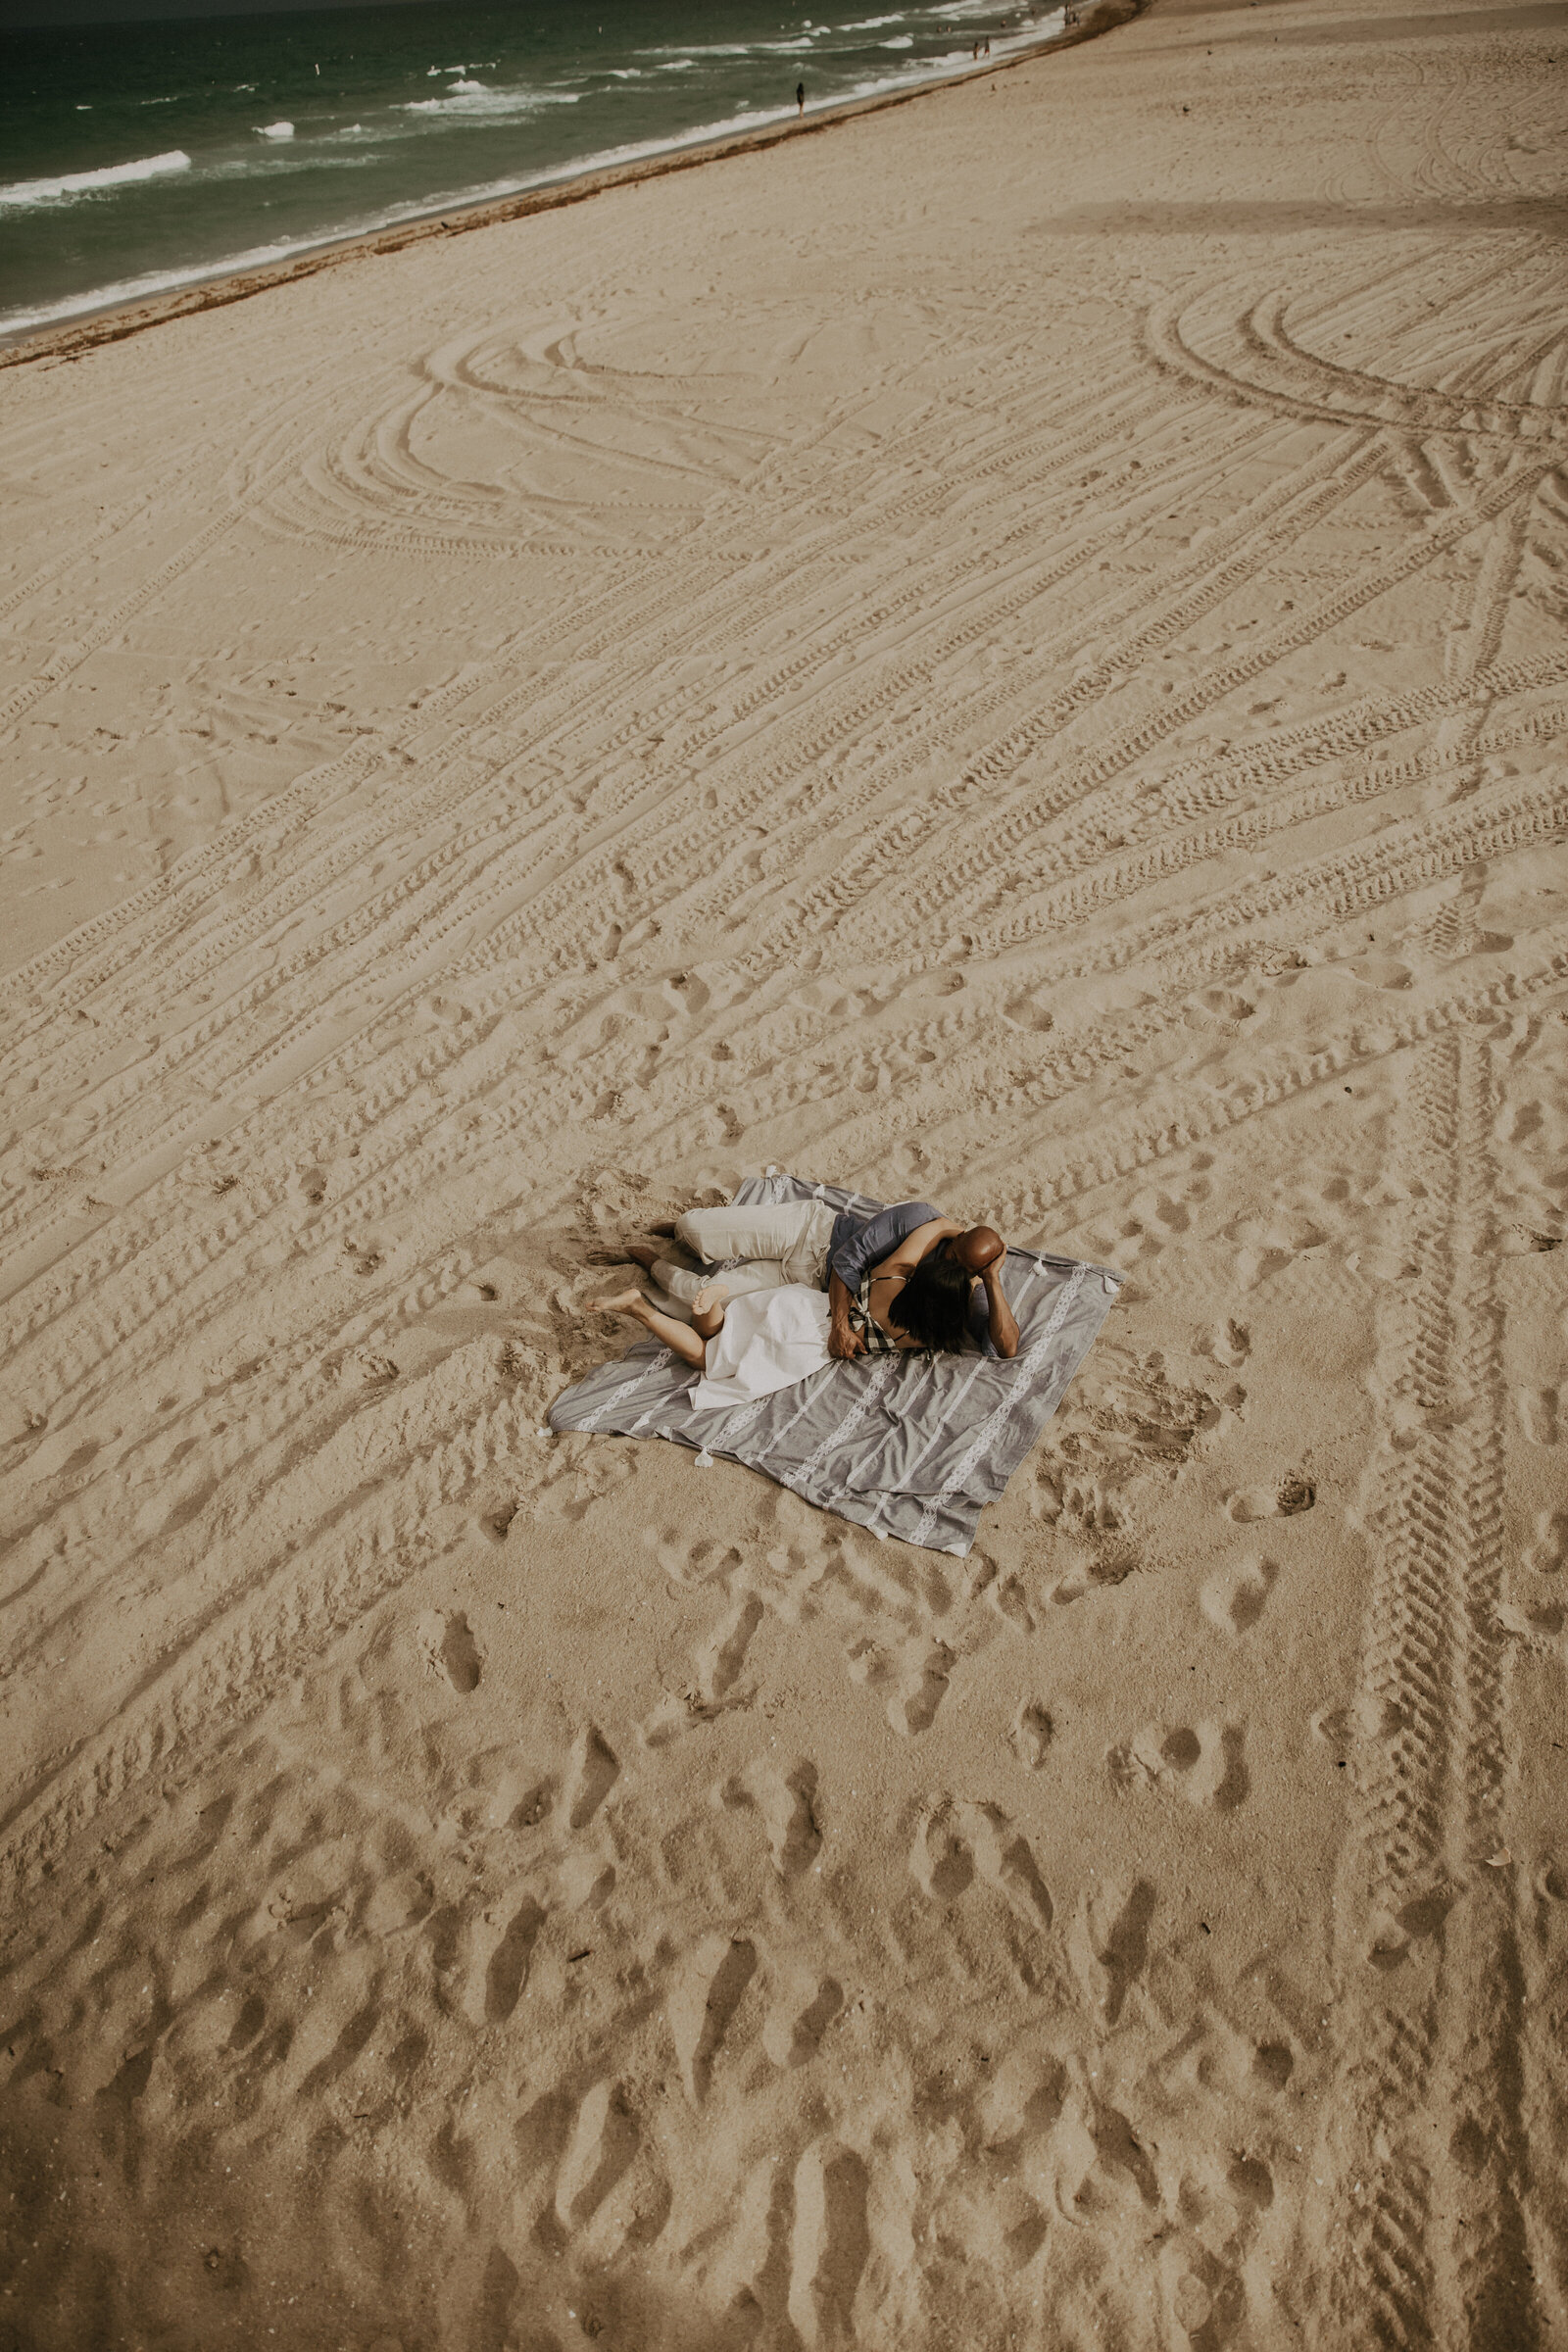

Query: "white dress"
left=690, top=1283, right=834, bottom=1414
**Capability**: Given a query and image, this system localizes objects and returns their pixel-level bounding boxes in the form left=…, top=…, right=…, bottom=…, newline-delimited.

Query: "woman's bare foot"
left=583, top=1282, right=706, bottom=1370
left=691, top=1281, right=730, bottom=1341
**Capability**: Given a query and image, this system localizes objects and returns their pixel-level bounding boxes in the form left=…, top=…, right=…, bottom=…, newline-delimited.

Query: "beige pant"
left=654, top=1200, right=839, bottom=1307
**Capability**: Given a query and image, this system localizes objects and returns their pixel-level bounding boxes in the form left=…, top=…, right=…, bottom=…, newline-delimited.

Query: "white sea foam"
left=0, top=236, right=306, bottom=337
left=256, top=121, right=295, bottom=140
left=404, top=85, right=580, bottom=119
left=0, top=150, right=191, bottom=209
left=2, top=13, right=1063, bottom=343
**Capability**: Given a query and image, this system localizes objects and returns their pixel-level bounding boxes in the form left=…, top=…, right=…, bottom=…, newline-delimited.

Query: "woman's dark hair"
left=888, top=1253, right=973, bottom=1354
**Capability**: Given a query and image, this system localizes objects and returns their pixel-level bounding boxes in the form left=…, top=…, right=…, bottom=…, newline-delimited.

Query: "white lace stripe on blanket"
left=576, top=1348, right=675, bottom=1434
left=788, top=1350, right=896, bottom=1486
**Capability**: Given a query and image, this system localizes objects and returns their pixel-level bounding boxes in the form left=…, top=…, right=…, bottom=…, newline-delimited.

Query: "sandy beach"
left=2, top=0, right=1566, bottom=2341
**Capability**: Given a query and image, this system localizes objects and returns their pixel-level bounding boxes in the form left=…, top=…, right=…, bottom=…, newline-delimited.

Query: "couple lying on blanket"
left=589, top=1196, right=1019, bottom=1416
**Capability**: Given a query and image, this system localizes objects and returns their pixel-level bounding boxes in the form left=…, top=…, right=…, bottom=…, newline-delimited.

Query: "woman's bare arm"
left=980, top=1262, right=1019, bottom=1358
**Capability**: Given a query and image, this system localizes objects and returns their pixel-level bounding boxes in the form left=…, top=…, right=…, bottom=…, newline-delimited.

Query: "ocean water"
left=0, top=0, right=1060, bottom=340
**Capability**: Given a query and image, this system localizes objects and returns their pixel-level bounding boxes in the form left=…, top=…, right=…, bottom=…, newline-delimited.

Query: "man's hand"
left=828, top=1318, right=864, bottom=1361
left=826, top=1269, right=863, bottom=1360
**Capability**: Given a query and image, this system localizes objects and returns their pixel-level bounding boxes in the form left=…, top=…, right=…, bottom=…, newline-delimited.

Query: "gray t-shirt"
left=827, top=1200, right=995, bottom=1353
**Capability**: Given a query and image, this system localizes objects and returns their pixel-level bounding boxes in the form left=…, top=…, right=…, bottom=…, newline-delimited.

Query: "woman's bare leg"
left=586, top=1287, right=708, bottom=1369
left=690, top=1282, right=730, bottom=1342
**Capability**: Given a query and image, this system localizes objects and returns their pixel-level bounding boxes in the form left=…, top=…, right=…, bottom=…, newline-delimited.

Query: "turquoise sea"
left=0, top=0, right=1060, bottom=340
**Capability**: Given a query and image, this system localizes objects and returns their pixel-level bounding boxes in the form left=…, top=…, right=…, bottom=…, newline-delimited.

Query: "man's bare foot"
left=647, top=1220, right=679, bottom=1238
left=586, top=1289, right=644, bottom=1313
left=625, top=1242, right=662, bottom=1273
left=583, top=1249, right=632, bottom=1268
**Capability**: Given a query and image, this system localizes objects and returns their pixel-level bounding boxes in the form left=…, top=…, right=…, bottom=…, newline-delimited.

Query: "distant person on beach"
left=797, top=80, right=806, bottom=114
left=603, top=1198, right=1020, bottom=1360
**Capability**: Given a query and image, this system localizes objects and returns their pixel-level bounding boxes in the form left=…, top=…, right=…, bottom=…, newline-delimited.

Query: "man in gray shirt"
left=821, top=1200, right=1017, bottom=1359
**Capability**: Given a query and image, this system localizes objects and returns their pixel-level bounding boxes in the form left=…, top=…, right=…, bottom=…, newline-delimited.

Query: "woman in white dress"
left=586, top=1246, right=980, bottom=1412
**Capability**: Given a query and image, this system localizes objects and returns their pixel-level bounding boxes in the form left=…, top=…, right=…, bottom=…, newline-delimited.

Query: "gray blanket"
left=547, top=1172, right=1124, bottom=1556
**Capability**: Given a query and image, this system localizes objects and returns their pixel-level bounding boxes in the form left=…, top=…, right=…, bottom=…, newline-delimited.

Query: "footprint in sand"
left=908, top=1801, right=975, bottom=1902
left=961, top=1801, right=1054, bottom=1927
left=1195, top=1316, right=1251, bottom=1368
left=978, top=2052, right=1068, bottom=2155
left=1226, top=1473, right=1313, bottom=1521
left=475, top=1897, right=546, bottom=2026
left=642, top=1524, right=745, bottom=1588
left=722, top=1759, right=821, bottom=1879
left=418, top=1610, right=482, bottom=1693
left=695, top=1592, right=763, bottom=1706
left=362, top=1871, right=434, bottom=1938
left=1184, top=985, right=1257, bottom=1029
left=1527, top=1508, right=1568, bottom=1575
left=670, top=1934, right=759, bottom=2104
left=763, top=1974, right=844, bottom=2069
left=551, top=2078, right=643, bottom=2236
left=989, top=1572, right=1037, bottom=1633
left=894, top=1645, right=954, bottom=1735
left=1253, top=2039, right=1295, bottom=2091
left=1200, top=1555, right=1279, bottom=1636
left=1520, top=1389, right=1561, bottom=1446
left=788, top=2142, right=870, bottom=2348
left=564, top=1726, right=619, bottom=1830
left=848, top=1637, right=953, bottom=1735
left=1051, top=1551, right=1137, bottom=1605
left=1108, top=1719, right=1250, bottom=1810
left=909, top=1799, right=1053, bottom=1927
left=1010, top=1700, right=1055, bottom=1768
left=1068, top=1877, right=1155, bottom=2026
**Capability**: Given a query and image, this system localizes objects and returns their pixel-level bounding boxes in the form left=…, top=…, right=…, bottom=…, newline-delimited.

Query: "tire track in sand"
left=1319, top=1028, right=1539, bottom=2348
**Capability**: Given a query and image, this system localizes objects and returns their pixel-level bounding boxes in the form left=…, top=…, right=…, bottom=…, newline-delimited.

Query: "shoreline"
left=0, top=0, right=1141, bottom=372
